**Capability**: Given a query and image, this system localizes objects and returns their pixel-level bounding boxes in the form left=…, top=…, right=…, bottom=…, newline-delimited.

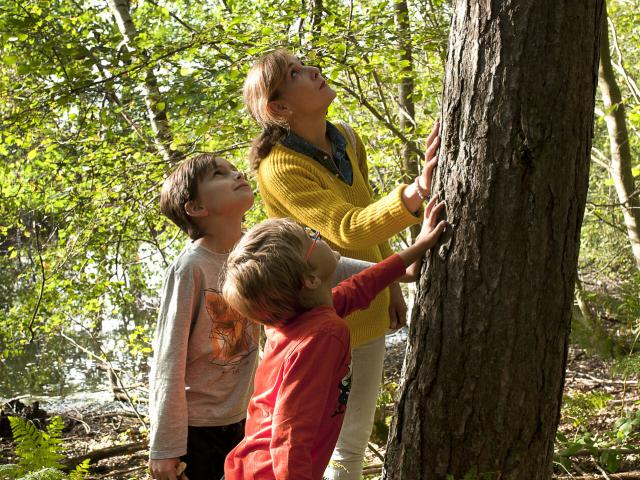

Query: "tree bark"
left=384, top=1, right=604, bottom=479
left=108, top=0, right=180, bottom=164
left=598, top=4, right=640, bottom=270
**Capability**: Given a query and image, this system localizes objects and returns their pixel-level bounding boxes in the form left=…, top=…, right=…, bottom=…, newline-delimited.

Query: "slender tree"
left=385, top=1, right=605, bottom=479
left=395, top=0, right=420, bottom=241
left=108, top=0, right=180, bottom=164
left=310, top=0, right=323, bottom=43
left=598, top=3, right=640, bottom=270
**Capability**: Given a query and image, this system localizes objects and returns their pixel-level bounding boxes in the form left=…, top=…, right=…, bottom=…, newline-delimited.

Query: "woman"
left=242, top=48, right=441, bottom=480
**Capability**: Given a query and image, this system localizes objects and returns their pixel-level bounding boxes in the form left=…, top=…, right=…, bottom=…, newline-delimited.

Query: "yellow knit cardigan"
left=256, top=123, right=420, bottom=347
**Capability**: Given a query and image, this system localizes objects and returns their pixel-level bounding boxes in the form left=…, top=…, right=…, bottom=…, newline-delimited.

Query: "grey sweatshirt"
left=149, top=243, right=260, bottom=459
left=148, top=242, right=372, bottom=459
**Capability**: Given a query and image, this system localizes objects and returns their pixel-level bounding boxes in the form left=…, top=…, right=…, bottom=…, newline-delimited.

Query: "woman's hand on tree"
left=400, top=120, right=441, bottom=213
left=418, top=120, right=441, bottom=196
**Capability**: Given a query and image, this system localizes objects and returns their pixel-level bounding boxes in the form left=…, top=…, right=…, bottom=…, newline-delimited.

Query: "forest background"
left=0, top=0, right=639, bottom=478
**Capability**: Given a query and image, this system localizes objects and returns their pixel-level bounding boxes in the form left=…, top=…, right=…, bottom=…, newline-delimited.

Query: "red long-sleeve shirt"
left=224, top=254, right=406, bottom=480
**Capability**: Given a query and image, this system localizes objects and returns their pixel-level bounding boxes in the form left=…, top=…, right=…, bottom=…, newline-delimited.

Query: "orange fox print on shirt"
left=204, top=288, right=259, bottom=366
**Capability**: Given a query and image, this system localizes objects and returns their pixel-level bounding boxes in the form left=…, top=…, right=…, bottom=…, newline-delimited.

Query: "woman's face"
left=268, top=54, right=336, bottom=122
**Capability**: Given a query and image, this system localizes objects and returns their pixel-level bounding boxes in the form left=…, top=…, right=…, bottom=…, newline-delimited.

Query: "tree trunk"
left=395, top=0, right=420, bottom=241
left=384, top=1, right=604, bottom=479
left=108, top=0, right=180, bottom=164
left=598, top=4, right=640, bottom=270
left=310, top=0, right=323, bottom=43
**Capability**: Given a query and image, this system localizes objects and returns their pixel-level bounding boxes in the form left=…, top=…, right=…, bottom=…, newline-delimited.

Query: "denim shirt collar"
left=281, top=121, right=353, bottom=185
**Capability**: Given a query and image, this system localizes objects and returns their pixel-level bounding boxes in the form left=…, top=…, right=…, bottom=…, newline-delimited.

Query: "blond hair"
left=159, top=153, right=220, bottom=240
left=223, top=218, right=312, bottom=326
left=243, top=49, right=292, bottom=171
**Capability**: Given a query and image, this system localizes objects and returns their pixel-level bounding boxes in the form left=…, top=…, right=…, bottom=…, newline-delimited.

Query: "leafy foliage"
left=66, top=461, right=90, bottom=480
left=562, top=392, right=614, bottom=430
left=1, top=0, right=450, bottom=393
left=370, top=381, right=398, bottom=445
left=556, top=395, right=640, bottom=473
left=0, top=466, right=21, bottom=479
left=613, top=353, right=640, bottom=377
left=9, top=469, right=65, bottom=480
left=8, top=416, right=64, bottom=473
left=1, top=417, right=88, bottom=480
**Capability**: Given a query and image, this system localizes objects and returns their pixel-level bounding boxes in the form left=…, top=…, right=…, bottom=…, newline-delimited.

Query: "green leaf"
left=600, top=451, right=620, bottom=473
left=17, top=64, right=31, bottom=75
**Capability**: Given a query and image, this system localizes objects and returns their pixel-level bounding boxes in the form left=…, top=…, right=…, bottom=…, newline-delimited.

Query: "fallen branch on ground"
left=87, top=464, right=148, bottom=480
left=362, top=463, right=382, bottom=475
left=60, top=441, right=147, bottom=472
left=367, top=442, right=385, bottom=463
left=554, top=472, right=640, bottom=479
left=556, top=447, right=640, bottom=458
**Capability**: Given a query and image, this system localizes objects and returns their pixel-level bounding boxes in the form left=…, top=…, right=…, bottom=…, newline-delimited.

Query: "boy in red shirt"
left=222, top=197, right=446, bottom=480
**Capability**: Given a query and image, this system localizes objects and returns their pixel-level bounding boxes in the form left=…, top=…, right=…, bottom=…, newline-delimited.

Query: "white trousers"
left=324, top=336, right=386, bottom=480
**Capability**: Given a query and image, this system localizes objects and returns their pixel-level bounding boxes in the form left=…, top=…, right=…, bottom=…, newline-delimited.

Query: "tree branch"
left=331, top=76, right=424, bottom=159
left=60, top=331, right=147, bottom=428
left=27, top=222, right=46, bottom=344
left=145, top=0, right=200, bottom=33
left=608, top=17, right=640, bottom=104
left=60, top=441, right=147, bottom=471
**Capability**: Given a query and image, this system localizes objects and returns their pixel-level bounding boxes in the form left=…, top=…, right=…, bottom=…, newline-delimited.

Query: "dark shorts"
left=180, top=420, right=245, bottom=480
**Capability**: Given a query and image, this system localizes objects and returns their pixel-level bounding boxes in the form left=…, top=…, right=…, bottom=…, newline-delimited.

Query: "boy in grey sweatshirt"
left=149, top=154, right=257, bottom=480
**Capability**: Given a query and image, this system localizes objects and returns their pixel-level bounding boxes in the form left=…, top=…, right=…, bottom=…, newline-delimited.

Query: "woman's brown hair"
left=243, top=49, right=292, bottom=171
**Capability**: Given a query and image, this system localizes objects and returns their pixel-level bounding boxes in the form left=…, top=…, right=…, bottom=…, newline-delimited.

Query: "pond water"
left=0, top=331, right=148, bottom=410
left=1, top=324, right=408, bottom=412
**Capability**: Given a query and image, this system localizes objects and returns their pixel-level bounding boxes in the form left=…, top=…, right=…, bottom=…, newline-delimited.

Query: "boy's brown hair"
left=159, top=153, right=219, bottom=240
left=223, top=218, right=312, bottom=326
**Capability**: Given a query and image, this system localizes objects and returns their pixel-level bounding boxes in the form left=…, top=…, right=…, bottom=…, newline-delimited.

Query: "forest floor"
left=1, top=342, right=639, bottom=480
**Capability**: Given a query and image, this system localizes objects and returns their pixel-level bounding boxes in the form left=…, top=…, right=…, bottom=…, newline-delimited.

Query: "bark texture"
left=384, top=1, right=604, bottom=479
left=598, top=5, right=640, bottom=269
